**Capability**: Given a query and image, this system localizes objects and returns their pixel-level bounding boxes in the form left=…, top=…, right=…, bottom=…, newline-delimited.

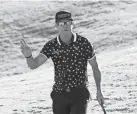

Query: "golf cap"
left=55, top=10, right=73, bottom=22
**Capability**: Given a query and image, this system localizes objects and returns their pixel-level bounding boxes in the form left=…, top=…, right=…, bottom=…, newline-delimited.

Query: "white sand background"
left=0, top=1, right=137, bottom=114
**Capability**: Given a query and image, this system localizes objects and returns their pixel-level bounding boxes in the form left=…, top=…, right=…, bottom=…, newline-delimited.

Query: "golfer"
left=20, top=10, right=104, bottom=114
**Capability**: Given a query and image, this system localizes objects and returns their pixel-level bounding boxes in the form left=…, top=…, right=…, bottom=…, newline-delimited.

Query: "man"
left=20, top=10, right=104, bottom=114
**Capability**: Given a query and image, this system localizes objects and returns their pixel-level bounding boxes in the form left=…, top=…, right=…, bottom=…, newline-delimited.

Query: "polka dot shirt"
left=40, top=33, right=95, bottom=94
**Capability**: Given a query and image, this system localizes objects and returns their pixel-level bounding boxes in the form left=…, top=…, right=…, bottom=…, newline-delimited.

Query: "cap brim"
left=56, top=18, right=73, bottom=22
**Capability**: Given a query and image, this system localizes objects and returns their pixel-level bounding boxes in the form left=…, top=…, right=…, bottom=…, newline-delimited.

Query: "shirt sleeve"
left=40, top=42, right=52, bottom=59
left=84, top=38, right=95, bottom=60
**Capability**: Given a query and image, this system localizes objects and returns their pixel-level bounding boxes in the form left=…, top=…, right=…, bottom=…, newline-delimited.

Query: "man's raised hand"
left=20, top=39, right=32, bottom=58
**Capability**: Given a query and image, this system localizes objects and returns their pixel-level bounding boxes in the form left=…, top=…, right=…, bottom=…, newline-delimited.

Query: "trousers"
left=50, top=87, right=90, bottom=114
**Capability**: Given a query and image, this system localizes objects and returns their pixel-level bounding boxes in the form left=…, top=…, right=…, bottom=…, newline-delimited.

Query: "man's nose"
left=63, top=25, right=69, bottom=28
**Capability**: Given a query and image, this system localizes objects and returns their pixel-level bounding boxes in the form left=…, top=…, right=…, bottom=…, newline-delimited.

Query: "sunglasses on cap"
left=57, top=21, right=72, bottom=26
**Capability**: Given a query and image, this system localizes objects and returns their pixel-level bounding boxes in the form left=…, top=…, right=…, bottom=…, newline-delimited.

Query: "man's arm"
left=20, top=39, right=48, bottom=69
left=88, top=56, right=104, bottom=104
left=26, top=53, right=48, bottom=69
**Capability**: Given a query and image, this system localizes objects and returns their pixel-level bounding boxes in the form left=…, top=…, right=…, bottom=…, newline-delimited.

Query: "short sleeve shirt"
left=40, top=33, right=95, bottom=94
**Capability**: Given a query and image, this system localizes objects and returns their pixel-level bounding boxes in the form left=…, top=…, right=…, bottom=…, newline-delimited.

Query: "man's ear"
left=55, top=23, right=58, bottom=28
left=72, top=21, right=76, bottom=29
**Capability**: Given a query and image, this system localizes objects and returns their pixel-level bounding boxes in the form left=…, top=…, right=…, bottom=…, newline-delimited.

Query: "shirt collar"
left=57, top=32, right=77, bottom=45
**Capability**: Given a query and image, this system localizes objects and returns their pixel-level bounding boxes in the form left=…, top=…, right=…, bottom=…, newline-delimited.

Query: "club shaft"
left=101, top=104, right=107, bottom=114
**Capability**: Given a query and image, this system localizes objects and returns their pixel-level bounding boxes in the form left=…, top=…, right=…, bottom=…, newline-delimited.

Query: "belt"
left=63, top=85, right=87, bottom=93
left=65, top=88, right=71, bottom=92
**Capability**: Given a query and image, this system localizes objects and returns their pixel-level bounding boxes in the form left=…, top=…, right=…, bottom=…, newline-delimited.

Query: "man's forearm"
left=93, top=69, right=101, bottom=91
left=26, top=56, right=37, bottom=69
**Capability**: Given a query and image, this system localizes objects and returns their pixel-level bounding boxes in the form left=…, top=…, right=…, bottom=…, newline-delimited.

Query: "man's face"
left=56, top=19, right=73, bottom=33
